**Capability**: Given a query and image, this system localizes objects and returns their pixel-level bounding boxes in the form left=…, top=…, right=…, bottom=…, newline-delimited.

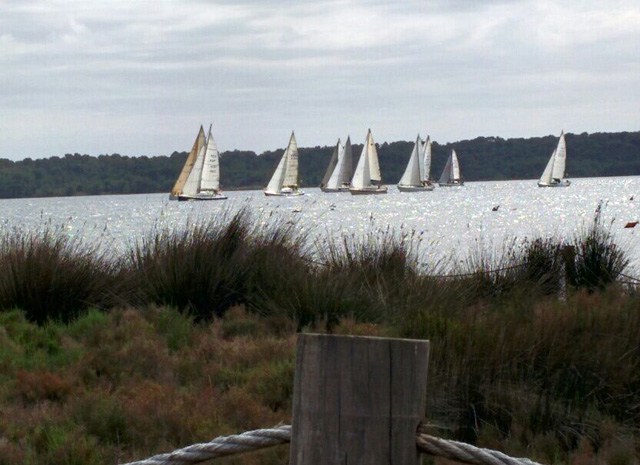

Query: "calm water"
left=2, top=176, right=640, bottom=272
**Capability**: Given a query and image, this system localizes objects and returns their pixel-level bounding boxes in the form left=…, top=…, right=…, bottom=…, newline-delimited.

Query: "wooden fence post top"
left=289, top=333, right=430, bottom=465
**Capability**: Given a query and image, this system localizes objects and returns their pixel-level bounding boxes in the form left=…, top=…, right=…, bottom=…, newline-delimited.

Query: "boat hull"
left=264, top=190, right=305, bottom=197
left=438, top=182, right=464, bottom=187
left=397, top=184, right=435, bottom=192
left=537, top=180, right=571, bottom=187
left=177, top=193, right=228, bottom=201
left=321, top=186, right=350, bottom=193
left=349, top=186, right=388, bottom=195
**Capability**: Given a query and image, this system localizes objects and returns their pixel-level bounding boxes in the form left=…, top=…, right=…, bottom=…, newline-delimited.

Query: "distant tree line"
left=0, top=131, right=639, bottom=199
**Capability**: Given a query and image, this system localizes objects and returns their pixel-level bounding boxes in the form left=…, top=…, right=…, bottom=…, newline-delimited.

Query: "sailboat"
left=171, top=125, right=227, bottom=201
left=398, top=135, right=435, bottom=192
left=320, top=136, right=353, bottom=192
left=349, top=129, right=387, bottom=195
left=537, top=131, right=571, bottom=187
left=264, top=132, right=304, bottom=196
left=438, top=149, right=464, bottom=187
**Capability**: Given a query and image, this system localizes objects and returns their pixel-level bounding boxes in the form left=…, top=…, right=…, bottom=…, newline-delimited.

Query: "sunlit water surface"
left=2, top=176, right=640, bottom=273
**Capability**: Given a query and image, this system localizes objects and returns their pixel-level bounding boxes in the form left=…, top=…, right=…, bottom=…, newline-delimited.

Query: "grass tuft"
left=0, top=227, right=118, bottom=324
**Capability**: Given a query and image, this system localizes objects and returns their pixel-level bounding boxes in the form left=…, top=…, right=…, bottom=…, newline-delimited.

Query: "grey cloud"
left=1, top=0, right=639, bottom=159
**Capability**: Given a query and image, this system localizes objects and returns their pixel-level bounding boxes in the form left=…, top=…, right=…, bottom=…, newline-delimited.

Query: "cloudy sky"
left=1, top=0, right=639, bottom=161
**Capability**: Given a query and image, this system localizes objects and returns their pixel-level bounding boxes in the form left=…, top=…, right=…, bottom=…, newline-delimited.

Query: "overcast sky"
left=1, top=0, right=639, bottom=161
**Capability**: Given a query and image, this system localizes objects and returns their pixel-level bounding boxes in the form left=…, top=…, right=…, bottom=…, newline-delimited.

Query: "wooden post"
left=289, top=334, right=430, bottom=465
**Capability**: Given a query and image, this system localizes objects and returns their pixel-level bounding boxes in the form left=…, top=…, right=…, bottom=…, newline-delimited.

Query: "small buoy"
left=624, top=221, right=638, bottom=228
left=492, top=205, right=500, bottom=211
left=630, top=196, right=634, bottom=201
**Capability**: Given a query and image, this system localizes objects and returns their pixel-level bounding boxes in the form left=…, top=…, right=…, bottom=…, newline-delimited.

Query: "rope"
left=618, top=272, right=640, bottom=284
left=434, top=263, right=526, bottom=279
left=416, top=432, right=544, bottom=465
left=120, top=424, right=548, bottom=465
left=119, top=425, right=291, bottom=465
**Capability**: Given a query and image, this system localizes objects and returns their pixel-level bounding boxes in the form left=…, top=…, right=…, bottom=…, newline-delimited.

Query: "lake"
left=2, top=176, right=640, bottom=273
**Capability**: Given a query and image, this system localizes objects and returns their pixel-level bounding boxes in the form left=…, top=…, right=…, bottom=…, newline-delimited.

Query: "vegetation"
left=0, top=209, right=639, bottom=464
left=1, top=130, right=639, bottom=198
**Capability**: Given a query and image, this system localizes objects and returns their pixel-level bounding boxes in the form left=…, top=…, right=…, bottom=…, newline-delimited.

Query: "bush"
left=567, top=203, right=629, bottom=292
left=0, top=228, right=118, bottom=324
left=127, top=209, right=252, bottom=320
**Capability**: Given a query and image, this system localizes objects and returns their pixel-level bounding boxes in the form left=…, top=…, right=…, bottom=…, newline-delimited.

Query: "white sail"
left=282, top=132, right=299, bottom=188
left=539, top=149, right=556, bottom=185
left=264, top=131, right=303, bottom=196
left=398, top=135, right=422, bottom=187
left=538, top=131, right=570, bottom=187
left=349, top=129, right=387, bottom=194
left=326, top=141, right=346, bottom=189
left=438, top=149, right=463, bottom=186
left=321, top=139, right=340, bottom=188
left=551, top=132, right=567, bottom=181
left=451, top=149, right=461, bottom=180
left=199, top=125, right=221, bottom=193
left=366, top=130, right=382, bottom=183
left=351, top=133, right=372, bottom=189
left=265, top=149, right=288, bottom=194
left=421, top=135, right=432, bottom=182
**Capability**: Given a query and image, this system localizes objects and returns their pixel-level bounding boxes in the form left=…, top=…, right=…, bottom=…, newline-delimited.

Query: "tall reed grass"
left=126, top=209, right=253, bottom=320
left=0, top=227, right=119, bottom=324
left=566, top=203, right=629, bottom=292
left=0, top=205, right=633, bottom=328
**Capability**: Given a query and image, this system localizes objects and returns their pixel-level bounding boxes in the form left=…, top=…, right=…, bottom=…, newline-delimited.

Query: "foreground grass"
left=1, top=294, right=640, bottom=465
left=1, top=206, right=639, bottom=464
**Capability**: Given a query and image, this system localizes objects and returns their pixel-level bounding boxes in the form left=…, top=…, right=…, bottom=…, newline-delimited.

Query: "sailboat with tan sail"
left=170, top=124, right=228, bottom=201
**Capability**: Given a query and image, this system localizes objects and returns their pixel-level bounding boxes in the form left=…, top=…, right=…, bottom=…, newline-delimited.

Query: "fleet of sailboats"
left=398, top=135, right=435, bottom=192
left=538, top=131, right=571, bottom=187
left=320, top=137, right=353, bottom=192
left=438, top=149, right=464, bottom=187
left=170, top=126, right=572, bottom=198
left=264, top=132, right=304, bottom=196
left=349, top=129, right=388, bottom=195
left=170, top=124, right=227, bottom=201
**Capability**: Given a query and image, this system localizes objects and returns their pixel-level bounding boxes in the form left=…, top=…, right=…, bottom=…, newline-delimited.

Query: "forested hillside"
left=0, top=131, right=638, bottom=199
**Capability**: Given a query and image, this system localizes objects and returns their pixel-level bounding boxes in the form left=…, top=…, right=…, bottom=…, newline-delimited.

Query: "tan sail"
left=170, top=126, right=206, bottom=198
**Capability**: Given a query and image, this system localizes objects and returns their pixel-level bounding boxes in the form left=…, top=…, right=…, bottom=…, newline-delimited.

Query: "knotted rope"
left=120, top=424, right=546, bottom=465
